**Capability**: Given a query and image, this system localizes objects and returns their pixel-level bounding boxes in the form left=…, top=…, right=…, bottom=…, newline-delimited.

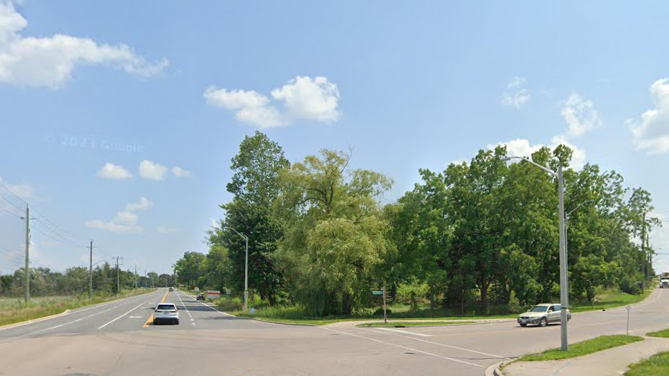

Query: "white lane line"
left=175, top=290, right=193, bottom=326
left=98, top=301, right=150, bottom=329
left=368, top=328, right=509, bottom=360
left=0, top=293, right=160, bottom=342
left=374, top=327, right=432, bottom=337
left=320, top=327, right=483, bottom=368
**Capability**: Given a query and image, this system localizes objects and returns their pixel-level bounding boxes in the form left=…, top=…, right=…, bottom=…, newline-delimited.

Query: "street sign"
left=372, top=291, right=384, bottom=295
left=626, top=305, right=632, bottom=311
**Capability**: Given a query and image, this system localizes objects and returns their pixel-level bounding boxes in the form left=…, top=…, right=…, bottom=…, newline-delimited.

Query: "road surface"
left=1, top=288, right=668, bottom=376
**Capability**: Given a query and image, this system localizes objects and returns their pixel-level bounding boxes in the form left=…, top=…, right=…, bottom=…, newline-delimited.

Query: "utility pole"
left=134, top=264, right=137, bottom=289
left=114, top=256, right=123, bottom=294
left=89, top=239, right=93, bottom=298
left=24, top=205, right=30, bottom=303
left=642, top=213, right=646, bottom=291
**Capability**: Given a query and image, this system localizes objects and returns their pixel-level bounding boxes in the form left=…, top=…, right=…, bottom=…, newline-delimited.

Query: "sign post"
left=626, top=305, right=632, bottom=336
left=383, top=285, right=387, bottom=325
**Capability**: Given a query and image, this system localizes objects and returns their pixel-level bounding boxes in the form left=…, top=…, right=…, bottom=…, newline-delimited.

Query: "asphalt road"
left=1, top=288, right=668, bottom=376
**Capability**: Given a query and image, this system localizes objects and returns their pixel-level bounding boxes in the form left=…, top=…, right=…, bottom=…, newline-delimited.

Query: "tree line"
left=0, top=263, right=173, bottom=297
left=174, top=132, right=660, bottom=316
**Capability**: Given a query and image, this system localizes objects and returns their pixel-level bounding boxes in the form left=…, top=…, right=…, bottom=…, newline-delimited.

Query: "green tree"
left=274, top=149, right=392, bottom=316
left=174, top=251, right=205, bottom=288
left=209, top=131, right=289, bottom=303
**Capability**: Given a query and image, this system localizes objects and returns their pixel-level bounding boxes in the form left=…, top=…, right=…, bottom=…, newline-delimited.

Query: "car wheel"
left=153, top=320, right=158, bottom=325
left=175, top=319, right=179, bottom=325
left=520, top=323, right=527, bottom=327
left=539, top=317, right=548, bottom=327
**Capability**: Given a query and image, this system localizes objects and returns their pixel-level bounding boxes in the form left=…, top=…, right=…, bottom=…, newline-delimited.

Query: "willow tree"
left=274, top=149, right=392, bottom=316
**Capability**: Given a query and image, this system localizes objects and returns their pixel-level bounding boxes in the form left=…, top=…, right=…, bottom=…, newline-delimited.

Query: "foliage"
left=273, top=149, right=392, bottom=316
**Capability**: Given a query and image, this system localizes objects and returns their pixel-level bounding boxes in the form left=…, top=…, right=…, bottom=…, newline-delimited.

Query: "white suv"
left=153, top=303, right=179, bottom=325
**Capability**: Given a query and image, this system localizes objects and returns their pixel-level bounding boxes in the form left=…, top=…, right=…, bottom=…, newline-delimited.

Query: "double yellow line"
left=143, top=289, right=170, bottom=328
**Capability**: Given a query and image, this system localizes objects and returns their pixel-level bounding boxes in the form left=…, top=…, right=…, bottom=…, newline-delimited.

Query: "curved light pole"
left=505, top=156, right=569, bottom=351
left=225, top=226, right=249, bottom=311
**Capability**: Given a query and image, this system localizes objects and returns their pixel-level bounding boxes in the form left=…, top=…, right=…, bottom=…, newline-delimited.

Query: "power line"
left=30, top=207, right=84, bottom=243
left=0, top=204, right=23, bottom=219
left=0, top=195, right=23, bottom=212
left=32, top=220, right=84, bottom=249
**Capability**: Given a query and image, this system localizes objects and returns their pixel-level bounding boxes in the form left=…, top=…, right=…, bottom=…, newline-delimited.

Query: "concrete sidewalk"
left=489, top=336, right=669, bottom=376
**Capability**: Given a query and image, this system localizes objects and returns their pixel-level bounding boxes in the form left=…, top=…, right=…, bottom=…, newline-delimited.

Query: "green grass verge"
left=570, top=287, right=654, bottom=313
left=518, top=335, right=643, bottom=361
left=357, top=321, right=476, bottom=327
left=0, top=288, right=156, bottom=327
left=646, top=328, right=669, bottom=338
left=625, top=351, right=669, bottom=376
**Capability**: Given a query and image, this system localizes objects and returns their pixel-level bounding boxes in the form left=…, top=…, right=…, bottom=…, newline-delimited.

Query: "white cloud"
left=0, top=176, right=36, bottom=200
left=204, top=76, right=341, bottom=129
left=139, top=160, right=168, bottom=181
left=85, top=197, right=151, bottom=233
left=97, top=163, right=132, bottom=180
left=171, top=166, right=191, bottom=178
left=630, top=78, right=669, bottom=155
left=125, top=197, right=152, bottom=211
left=501, top=76, right=530, bottom=109
left=561, top=93, right=602, bottom=137
left=0, top=1, right=168, bottom=88
left=156, top=226, right=180, bottom=234
left=489, top=136, right=586, bottom=170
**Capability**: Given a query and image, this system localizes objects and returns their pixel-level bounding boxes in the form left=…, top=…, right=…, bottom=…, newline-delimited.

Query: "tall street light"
left=505, top=156, right=569, bottom=351
left=225, top=226, right=249, bottom=311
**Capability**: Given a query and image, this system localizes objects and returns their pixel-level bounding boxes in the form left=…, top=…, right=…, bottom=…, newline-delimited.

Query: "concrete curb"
left=0, top=309, right=71, bottom=331
left=484, top=360, right=509, bottom=376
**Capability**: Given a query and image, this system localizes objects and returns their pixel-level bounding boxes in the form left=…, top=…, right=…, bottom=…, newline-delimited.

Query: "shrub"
left=217, top=297, right=243, bottom=311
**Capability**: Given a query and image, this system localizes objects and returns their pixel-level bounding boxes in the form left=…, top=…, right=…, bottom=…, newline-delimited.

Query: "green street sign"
left=372, top=291, right=384, bottom=295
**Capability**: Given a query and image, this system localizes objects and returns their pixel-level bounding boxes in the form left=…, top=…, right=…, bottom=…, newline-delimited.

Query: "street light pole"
left=506, top=156, right=569, bottom=351
left=225, top=226, right=249, bottom=311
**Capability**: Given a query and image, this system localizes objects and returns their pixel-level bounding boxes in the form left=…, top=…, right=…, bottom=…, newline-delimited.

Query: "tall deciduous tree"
left=210, top=131, right=289, bottom=303
left=274, top=149, right=392, bottom=316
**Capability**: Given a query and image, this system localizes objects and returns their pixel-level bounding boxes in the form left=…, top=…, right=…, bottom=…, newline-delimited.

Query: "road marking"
left=368, top=328, right=510, bottom=359
left=143, top=289, right=170, bottom=328
left=0, top=294, right=155, bottom=342
left=374, top=327, right=432, bottom=337
left=175, top=289, right=193, bottom=326
left=98, top=301, right=148, bottom=329
left=320, top=327, right=483, bottom=368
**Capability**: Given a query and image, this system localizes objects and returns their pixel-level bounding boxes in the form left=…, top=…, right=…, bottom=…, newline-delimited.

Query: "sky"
left=1, top=0, right=668, bottom=276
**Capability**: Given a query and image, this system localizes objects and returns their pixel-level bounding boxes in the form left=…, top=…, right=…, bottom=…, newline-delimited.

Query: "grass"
left=625, top=351, right=669, bottom=376
left=0, top=288, right=156, bottom=327
left=569, top=287, right=654, bottom=313
left=647, top=328, right=669, bottom=338
left=518, top=335, right=643, bottom=361
left=208, top=285, right=656, bottom=326
left=357, top=321, right=476, bottom=327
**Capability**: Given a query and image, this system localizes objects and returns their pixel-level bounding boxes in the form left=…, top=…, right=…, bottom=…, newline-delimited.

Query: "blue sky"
left=1, top=0, right=668, bottom=275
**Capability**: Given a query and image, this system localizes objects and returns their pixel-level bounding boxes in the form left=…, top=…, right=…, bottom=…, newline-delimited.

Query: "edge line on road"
left=320, top=326, right=483, bottom=368
left=368, top=328, right=510, bottom=360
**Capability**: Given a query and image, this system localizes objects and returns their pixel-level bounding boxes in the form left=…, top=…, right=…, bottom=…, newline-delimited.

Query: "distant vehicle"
left=660, top=279, right=669, bottom=288
left=169, top=287, right=174, bottom=292
left=196, top=293, right=205, bottom=301
left=153, top=303, right=179, bottom=325
left=517, top=303, right=571, bottom=327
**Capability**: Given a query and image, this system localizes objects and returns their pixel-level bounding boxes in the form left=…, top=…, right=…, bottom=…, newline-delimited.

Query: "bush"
left=373, top=308, right=392, bottom=316
left=216, top=297, right=243, bottom=311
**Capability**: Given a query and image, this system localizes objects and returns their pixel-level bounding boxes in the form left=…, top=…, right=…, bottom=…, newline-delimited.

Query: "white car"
left=153, top=303, right=179, bottom=325
left=517, top=303, right=571, bottom=327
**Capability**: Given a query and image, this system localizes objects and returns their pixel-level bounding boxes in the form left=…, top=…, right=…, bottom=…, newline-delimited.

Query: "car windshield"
left=530, top=306, right=548, bottom=313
